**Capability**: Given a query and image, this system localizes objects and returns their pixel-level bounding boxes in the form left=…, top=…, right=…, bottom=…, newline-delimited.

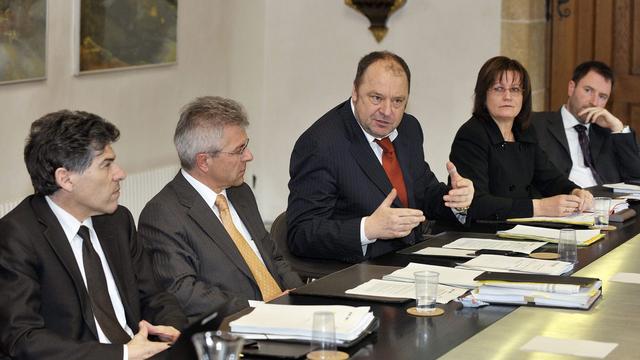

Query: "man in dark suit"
left=287, top=51, right=475, bottom=263
left=0, top=111, right=186, bottom=360
left=532, top=61, right=640, bottom=187
left=138, top=96, right=302, bottom=323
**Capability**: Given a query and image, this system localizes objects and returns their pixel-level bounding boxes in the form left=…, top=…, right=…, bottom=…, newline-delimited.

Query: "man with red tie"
left=287, top=51, right=474, bottom=263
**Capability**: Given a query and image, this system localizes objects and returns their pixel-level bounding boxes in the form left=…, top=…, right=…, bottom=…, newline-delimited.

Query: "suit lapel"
left=342, top=103, right=403, bottom=207
left=172, top=173, right=255, bottom=282
left=589, top=125, right=606, bottom=163
left=547, top=111, right=571, bottom=156
left=33, top=196, right=99, bottom=339
left=393, top=134, right=416, bottom=208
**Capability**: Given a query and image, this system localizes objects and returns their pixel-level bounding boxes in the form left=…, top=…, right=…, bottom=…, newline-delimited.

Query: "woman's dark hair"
left=472, top=56, right=532, bottom=129
left=24, top=110, right=120, bottom=195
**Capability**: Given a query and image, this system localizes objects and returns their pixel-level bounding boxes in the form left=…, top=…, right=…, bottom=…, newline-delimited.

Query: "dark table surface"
left=229, top=188, right=640, bottom=359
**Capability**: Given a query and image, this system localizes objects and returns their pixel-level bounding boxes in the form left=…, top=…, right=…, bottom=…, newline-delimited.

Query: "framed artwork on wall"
left=74, top=0, right=177, bottom=74
left=0, top=0, right=47, bottom=85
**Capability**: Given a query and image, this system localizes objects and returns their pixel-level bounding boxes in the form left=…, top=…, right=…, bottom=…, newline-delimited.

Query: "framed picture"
left=74, top=0, right=177, bottom=74
left=0, top=0, right=47, bottom=84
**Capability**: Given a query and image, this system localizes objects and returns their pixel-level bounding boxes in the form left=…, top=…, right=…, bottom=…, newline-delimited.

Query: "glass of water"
left=593, top=197, right=611, bottom=228
left=414, top=271, right=439, bottom=313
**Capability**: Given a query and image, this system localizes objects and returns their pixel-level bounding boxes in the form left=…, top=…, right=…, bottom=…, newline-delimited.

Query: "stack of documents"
left=229, top=304, right=375, bottom=344
left=456, top=254, right=573, bottom=275
left=382, top=262, right=483, bottom=288
left=508, top=213, right=595, bottom=226
left=471, top=272, right=602, bottom=309
left=498, top=225, right=604, bottom=246
left=345, top=279, right=468, bottom=304
left=604, top=182, right=640, bottom=193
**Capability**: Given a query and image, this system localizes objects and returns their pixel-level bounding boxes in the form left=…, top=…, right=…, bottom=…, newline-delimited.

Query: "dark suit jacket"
left=287, top=100, right=458, bottom=263
left=532, top=110, right=640, bottom=183
left=0, top=195, right=186, bottom=360
left=450, top=115, right=579, bottom=220
left=138, top=172, right=302, bottom=324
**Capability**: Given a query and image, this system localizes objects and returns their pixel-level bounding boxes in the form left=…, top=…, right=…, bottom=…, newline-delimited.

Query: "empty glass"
left=308, top=311, right=337, bottom=360
left=558, top=228, right=577, bottom=264
left=191, top=331, right=244, bottom=360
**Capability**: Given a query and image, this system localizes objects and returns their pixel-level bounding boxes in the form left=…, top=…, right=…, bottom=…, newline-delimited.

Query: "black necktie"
left=574, top=124, right=603, bottom=185
left=79, top=226, right=131, bottom=344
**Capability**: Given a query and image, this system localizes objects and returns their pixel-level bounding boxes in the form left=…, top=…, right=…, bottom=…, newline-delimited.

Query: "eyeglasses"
left=490, top=85, right=523, bottom=95
left=208, top=139, right=250, bottom=157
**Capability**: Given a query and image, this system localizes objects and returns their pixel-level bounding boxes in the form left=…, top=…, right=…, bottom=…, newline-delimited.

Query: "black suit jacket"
left=287, top=100, right=457, bottom=263
left=0, top=196, right=186, bottom=360
left=532, top=110, right=640, bottom=183
left=138, top=172, right=302, bottom=324
left=450, top=115, right=578, bottom=220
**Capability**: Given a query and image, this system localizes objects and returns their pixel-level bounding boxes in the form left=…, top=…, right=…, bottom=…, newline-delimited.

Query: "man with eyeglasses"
left=287, top=51, right=475, bottom=263
left=532, top=61, right=640, bottom=187
left=138, top=96, right=302, bottom=323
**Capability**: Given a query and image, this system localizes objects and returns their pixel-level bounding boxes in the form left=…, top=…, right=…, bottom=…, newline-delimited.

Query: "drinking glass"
left=558, top=228, right=578, bottom=264
left=191, top=331, right=244, bottom=360
left=593, top=197, right=611, bottom=228
left=414, top=271, right=439, bottom=313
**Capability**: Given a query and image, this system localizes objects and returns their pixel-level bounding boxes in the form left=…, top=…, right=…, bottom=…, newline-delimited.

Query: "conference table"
left=230, top=189, right=640, bottom=359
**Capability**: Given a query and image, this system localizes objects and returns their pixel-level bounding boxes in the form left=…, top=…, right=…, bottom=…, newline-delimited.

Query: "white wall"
left=229, top=1, right=502, bottom=220
left=0, top=0, right=228, bottom=201
left=0, top=0, right=501, bottom=222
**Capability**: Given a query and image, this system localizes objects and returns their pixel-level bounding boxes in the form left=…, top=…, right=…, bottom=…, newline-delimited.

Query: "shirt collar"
left=45, top=196, right=94, bottom=243
left=561, top=105, right=589, bottom=131
left=350, top=97, right=398, bottom=143
left=181, top=169, right=228, bottom=208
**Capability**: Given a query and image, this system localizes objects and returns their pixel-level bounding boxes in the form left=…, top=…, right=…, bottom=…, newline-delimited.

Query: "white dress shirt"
left=45, top=196, right=131, bottom=359
left=181, top=169, right=266, bottom=265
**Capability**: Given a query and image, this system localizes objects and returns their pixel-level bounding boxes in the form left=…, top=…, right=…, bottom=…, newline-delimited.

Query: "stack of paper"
left=229, top=304, right=374, bottom=344
left=344, top=279, right=468, bottom=304
left=382, top=262, right=483, bottom=288
left=498, top=225, right=604, bottom=246
left=472, top=273, right=602, bottom=309
left=604, top=182, right=640, bottom=193
left=508, top=213, right=595, bottom=226
left=443, top=237, right=547, bottom=254
left=456, top=254, right=573, bottom=275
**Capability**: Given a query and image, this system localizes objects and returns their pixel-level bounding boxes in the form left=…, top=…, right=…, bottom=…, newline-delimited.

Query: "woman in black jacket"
left=450, top=56, right=592, bottom=220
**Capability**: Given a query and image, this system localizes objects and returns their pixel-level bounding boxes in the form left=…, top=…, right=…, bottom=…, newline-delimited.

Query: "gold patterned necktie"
left=214, top=194, right=282, bottom=301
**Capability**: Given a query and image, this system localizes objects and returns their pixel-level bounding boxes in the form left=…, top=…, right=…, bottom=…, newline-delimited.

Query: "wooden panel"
left=612, top=75, right=640, bottom=102
left=613, top=0, right=631, bottom=72
left=631, top=105, right=640, bottom=132
left=576, top=0, right=595, bottom=61
left=633, top=0, right=640, bottom=74
left=549, top=0, right=579, bottom=110
left=594, top=0, right=614, bottom=64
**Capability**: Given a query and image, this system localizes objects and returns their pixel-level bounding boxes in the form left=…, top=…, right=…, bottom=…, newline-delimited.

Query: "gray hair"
left=174, top=96, right=249, bottom=170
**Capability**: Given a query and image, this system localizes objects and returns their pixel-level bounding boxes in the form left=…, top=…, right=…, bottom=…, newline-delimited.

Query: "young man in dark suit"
left=138, top=97, right=302, bottom=323
left=287, top=51, right=475, bottom=263
left=0, top=111, right=186, bottom=360
left=532, top=61, right=640, bottom=187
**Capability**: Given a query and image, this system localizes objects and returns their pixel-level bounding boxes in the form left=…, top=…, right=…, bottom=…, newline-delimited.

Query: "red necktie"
left=375, top=137, right=408, bottom=207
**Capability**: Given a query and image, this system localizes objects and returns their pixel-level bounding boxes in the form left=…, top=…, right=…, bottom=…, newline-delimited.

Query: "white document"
left=457, top=254, right=573, bottom=275
left=345, top=278, right=468, bottom=304
left=604, top=182, right=640, bottom=193
left=443, top=237, right=546, bottom=254
left=230, top=304, right=374, bottom=343
left=498, top=225, right=603, bottom=245
left=413, top=247, right=475, bottom=258
left=520, top=335, right=618, bottom=358
left=508, top=212, right=595, bottom=225
left=609, top=272, right=640, bottom=284
left=382, top=262, right=483, bottom=288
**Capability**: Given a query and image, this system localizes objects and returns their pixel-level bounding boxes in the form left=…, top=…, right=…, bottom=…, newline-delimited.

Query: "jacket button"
left=509, top=185, right=515, bottom=191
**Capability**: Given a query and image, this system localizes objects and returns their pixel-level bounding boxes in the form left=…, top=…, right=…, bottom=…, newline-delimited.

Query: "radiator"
left=0, top=165, right=179, bottom=223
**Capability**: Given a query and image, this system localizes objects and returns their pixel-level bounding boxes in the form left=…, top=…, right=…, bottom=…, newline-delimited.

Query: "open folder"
left=471, top=272, right=602, bottom=310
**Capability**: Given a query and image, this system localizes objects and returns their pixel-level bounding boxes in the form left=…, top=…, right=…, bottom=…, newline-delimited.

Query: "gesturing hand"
left=364, top=189, right=425, bottom=240
left=443, top=162, right=474, bottom=209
